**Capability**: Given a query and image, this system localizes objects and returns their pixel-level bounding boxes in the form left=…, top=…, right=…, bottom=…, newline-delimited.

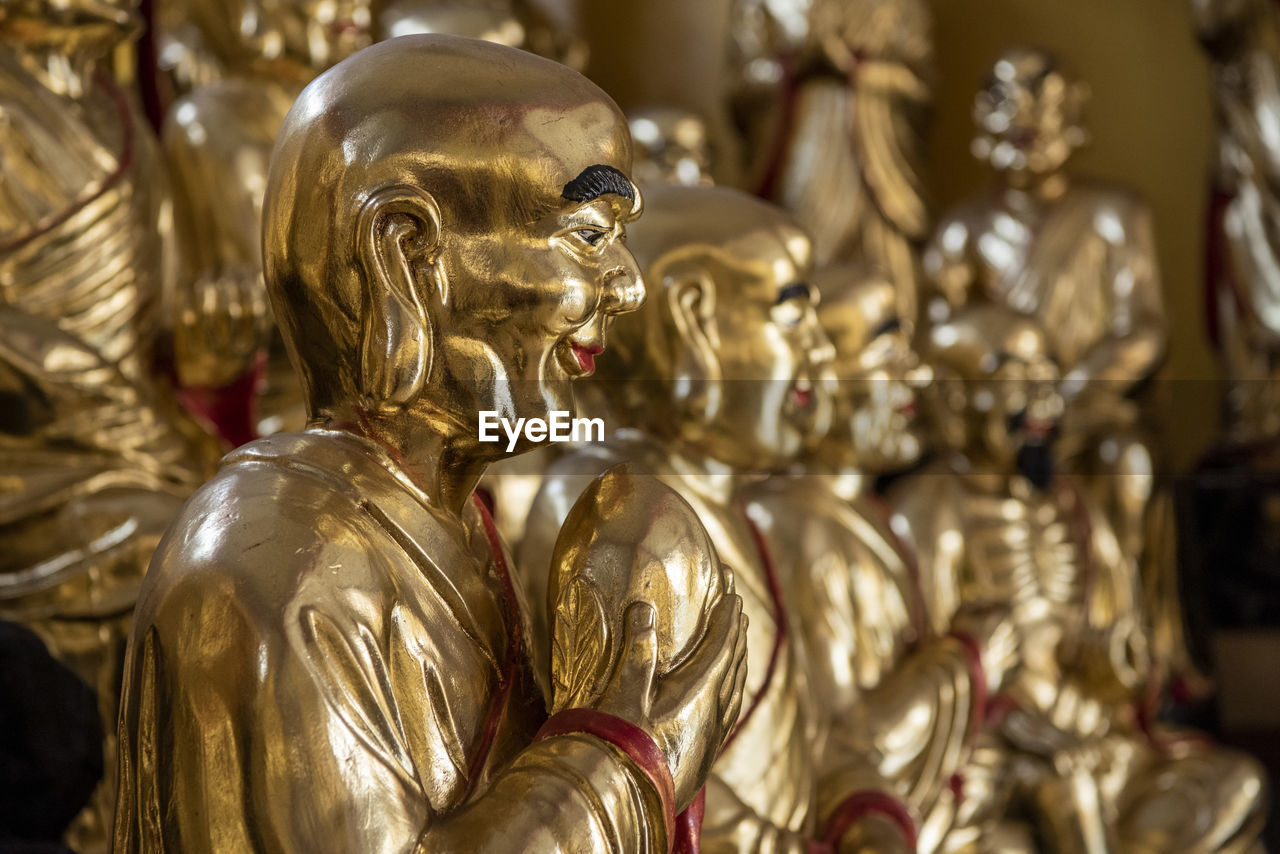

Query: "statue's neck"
left=1000, top=171, right=1070, bottom=206
left=319, top=405, right=489, bottom=519
left=829, top=468, right=867, bottom=502
left=805, top=452, right=868, bottom=501
left=665, top=437, right=741, bottom=507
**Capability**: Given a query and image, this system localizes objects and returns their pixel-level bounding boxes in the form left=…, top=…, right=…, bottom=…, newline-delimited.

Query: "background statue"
left=162, top=0, right=376, bottom=443
left=0, top=2, right=217, bottom=848
left=742, top=268, right=1020, bottom=854
left=892, top=303, right=1267, bottom=854
left=923, top=47, right=1168, bottom=607
left=1193, top=0, right=1280, bottom=444
left=729, top=0, right=934, bottom=325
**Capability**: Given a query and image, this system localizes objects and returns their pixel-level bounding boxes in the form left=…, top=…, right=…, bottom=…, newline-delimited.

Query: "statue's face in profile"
left=972, top=49, right=1087, bottom=185
left=702, top=229, right=833, bottom=469
left=428, top=107, right=645, bottom=452
left=824, top=298, right=930, bottom=473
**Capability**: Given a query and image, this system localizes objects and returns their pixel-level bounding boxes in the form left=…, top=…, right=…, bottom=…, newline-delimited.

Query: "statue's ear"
left=664, top=263, right=722, bottom=423
left=355, top=185, right=443, bottom=411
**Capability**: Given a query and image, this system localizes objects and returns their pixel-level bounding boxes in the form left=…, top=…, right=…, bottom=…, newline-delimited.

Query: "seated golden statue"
left=1193, top=0, right=1280, bottom=444
left=629, top=106, right=717, bottom=187
left=924, top=47, right=1167, bottom=570
left=114, top=35, right=747, bottom=852
left=741, top=269, right=1020, bottom=854
left=729, top=0, right=934, bottom=323
left=524, top=183, right=940, bottom=852
left=0, top=2, right=218, bottom=848
left=378, top=0, right=586, bottom=70
left=891, top=304, right=1267, bottom=854
left=163, top=0, right=375, bottom=441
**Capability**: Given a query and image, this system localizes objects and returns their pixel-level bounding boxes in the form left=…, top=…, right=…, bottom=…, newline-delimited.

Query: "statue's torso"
left=940, top=183, right=1146, bottom=370
left=526, top=433, right=818, bottom=840
left=116, top=432, right=545, bottom=851
left=0, top=51, right=170, bottom=385
left=743, top=475, right=920, bottom=712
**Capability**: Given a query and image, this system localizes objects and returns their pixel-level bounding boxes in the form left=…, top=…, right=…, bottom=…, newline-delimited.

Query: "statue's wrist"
left=820, top=790, right=917, bottom=853
left=535, top=708, right=676, bottom=850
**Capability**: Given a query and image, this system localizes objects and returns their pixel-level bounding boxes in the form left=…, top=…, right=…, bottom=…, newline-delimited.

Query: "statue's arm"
left=700, top=774, right=815, bottom=854
left=418, top=733, right=669, bottom=853
left=162, top=86, right=275, bottom=387
left=1062, top=197, right=1167, bottom=401
left=922, top=213, right=978, bottom=311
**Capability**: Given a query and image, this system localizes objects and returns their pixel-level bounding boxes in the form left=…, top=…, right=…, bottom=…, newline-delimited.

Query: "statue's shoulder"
left=137, top=434, right=400, bottom=630
left=163, top=77, right=294, bottom=157
left=886, top=461, right=962, bottom=530
left=1070, top=177, right=1152, bottom=222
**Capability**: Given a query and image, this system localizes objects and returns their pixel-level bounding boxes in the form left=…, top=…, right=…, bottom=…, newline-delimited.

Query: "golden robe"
left=113, top=430, right=669, bottom=853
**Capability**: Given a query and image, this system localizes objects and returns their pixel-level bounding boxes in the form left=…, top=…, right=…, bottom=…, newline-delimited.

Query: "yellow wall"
left=582, top=0, right=1221, bottom=468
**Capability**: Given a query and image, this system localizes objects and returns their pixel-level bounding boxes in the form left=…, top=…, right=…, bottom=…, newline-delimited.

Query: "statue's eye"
left=575, top=228, right=607, bottom=246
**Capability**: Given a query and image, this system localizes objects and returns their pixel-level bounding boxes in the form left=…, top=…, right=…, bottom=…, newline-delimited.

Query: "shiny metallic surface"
left=0, top=3, right=218, bottom=850
left=730, top=0, right=934, bottom=324
left=891, top=303, right=1268, bottom=853
left=743, top=271, right=1011, bottom=854
left=1195, top=0, right=1280, bottom=443
left=113, top=36, right=745, bottom=852
left=525, top=185, right=952, bottom=852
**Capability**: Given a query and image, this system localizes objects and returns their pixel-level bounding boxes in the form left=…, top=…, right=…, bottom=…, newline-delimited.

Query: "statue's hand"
left=173, top=268, right=272, bottom=388
left=593, top=595, right=748, bottom=808
left=951, top=603, right=1019, bottom=695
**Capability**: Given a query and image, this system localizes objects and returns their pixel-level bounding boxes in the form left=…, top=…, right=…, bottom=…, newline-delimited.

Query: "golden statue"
left=524, top=183, right=944, bottom=852
left=629, top=106, right=717, bottom=187
left=0, top=2, right=217, bottom=848
left=378, top=0, right=587, bottom=70
left=162, top=0, right=375, bottom=442
left=729, top=0, right=934, bottom=323
left=924, top=47, right=1168, bottom=593
left=1193, top=0, right=1280, bottom=443
left=890, top=303, right=1268, bottom=854
left=114, top=35, right=748, bottom=852
left=741, top=269, right=1022, bottom=854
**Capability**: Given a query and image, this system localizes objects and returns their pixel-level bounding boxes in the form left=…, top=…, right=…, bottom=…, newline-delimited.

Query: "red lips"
left=792, top=388, right=812, bottom=407
left=572, top=343, right=604, bottom=373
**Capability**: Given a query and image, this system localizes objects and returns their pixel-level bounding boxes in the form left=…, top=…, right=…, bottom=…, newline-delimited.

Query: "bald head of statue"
left=263, top=34, right=644, bottom=454
left=594, top=183, right=832, bottom=470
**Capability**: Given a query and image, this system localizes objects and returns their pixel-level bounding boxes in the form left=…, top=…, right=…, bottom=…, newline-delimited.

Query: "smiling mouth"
left=791, top=378, right=813, bottom=408
left=571, top=343, right=604, bottom=374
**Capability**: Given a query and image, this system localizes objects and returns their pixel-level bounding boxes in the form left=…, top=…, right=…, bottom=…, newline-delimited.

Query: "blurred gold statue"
left=1193, top=0, right=1280, bottom=443
left=525, top=184, right=942, bottom=852
left=742, top=269, right=1022, bottom=854
left=0, top=2, right=216, bottom=848
left=629, top=106, right=717, bottom=187
left=924, top=47, right=1168, bottom=583
left=162, top=0, right=376, bottom=442
left=114, top=36, right=748, bottom=852
left=891, top=304, right=1268, bottom=854
left=730, top=0, right=934, bottom=323
left=378, top=0, right=586, bottom=69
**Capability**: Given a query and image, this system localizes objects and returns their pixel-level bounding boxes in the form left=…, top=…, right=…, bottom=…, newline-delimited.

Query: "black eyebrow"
left=562, top=164, right=636, bottom=204
left=774, top=282, right=811, bottom=306
left=872, top=318, right=902, bottom=338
